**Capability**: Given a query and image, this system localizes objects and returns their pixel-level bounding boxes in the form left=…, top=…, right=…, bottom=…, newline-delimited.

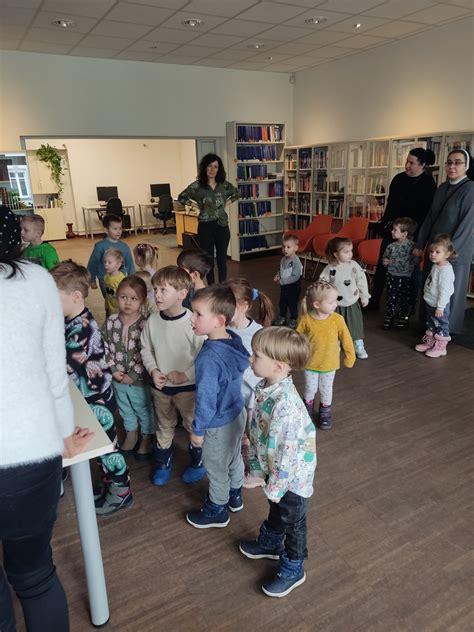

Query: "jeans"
left=266, top=490, right=309, bottom=561
left=0, top=456, right=69, bottom=632
left=425, top=302, right=450, bottom=337
left=197, top=221, right=230, bottom=284
left=279, top=280, right=301, bottom=321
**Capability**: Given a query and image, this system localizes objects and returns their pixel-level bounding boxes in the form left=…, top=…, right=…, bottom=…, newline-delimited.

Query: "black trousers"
left=0, top=456, right=69, bottom=632
left=279, top=280, right=301, bottom=320
left=197, top=221, right=230, bottom=285
left=266, top=490, right=309, bottom=560
left=385, top=273, right=411, bottom=319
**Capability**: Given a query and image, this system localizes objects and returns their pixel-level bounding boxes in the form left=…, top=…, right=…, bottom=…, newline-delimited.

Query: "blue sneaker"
left=262, top=552, right=306, bottom=598
left=151, top=446, right=172, bottom=486
left=239, top=523, right=284, bottom=560
left=181, top=444, right=206, bottom=483
left=186, top=498, right=229, bottom=529
left=228, top=487, right=243, bottom=513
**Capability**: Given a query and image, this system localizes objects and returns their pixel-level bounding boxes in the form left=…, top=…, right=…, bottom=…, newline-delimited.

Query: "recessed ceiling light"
left=149, top=45, right=158, bottom=49
left=304, top=16, right=327, bottom=25
left=182, top=18, right=202, bottom=27
left=248, top=43, right=265, bottom=49
left=52, top=18, right=76, bottom=28
left=266, top=56, right=273, bottom=61
left=354, top=23, right=362, bottom=28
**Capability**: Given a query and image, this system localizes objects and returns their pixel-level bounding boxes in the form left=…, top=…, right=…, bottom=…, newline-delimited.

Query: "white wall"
left=293, top=17, right=474, bottom=144
left=0, top=51, right=293, bottom=151
left=25, top=137, right=198, bottom=233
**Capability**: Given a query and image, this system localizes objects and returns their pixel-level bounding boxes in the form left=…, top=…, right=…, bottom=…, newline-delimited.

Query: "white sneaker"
left=354, top=340, right=368, bottom=359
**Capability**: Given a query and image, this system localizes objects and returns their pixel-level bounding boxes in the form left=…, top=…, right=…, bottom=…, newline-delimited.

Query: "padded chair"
left=152, top=193, right=174, bottom=234
left=311, top=216, right=370, bottom=277
left=358, top=239, right=382, bottom=268
left=284, top=214, right=333, bottom=277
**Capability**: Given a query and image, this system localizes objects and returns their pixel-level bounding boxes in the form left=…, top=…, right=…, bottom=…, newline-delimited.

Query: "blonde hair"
left=301, top=280, right=337, bottom=314
left=252, top=326, right=310, bottom=370
left=133, top=243, right=158, bottom=270
left=22, top=214, right=45, bottom=236
left=103, top=248, right=124, bottom=264
left=326, top=237, right=352, bottom=264
left=50, top=260, right=90, bottom=297
left=152, top=265, right=192, bottom=292
left=429, top=234, right=457, bottom=260
left=134, top=269, right=152, bottom=291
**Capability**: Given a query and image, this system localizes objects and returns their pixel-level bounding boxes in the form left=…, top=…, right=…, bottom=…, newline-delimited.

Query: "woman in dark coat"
left=415, top=149, right=474, bottom=334
left=370, top=148, right=437, bottom=309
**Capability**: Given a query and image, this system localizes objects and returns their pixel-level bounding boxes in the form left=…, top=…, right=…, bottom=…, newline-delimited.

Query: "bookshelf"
left=226, top=121, right=286, bottom=260
left=284, top=146, right=313, bottom=232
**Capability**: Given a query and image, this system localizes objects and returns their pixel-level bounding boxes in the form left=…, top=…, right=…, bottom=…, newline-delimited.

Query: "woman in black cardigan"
left=369, top=148, right=437, bottom=309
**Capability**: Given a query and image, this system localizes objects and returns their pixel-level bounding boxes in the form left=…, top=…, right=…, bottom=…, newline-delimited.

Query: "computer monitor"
left=150, top=183, right=171, bottom=198
left=96, top=186, right=118, bottom=202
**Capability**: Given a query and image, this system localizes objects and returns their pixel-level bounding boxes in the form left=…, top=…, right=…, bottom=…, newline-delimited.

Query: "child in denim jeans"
left=239, top=327, right=316, bottom=598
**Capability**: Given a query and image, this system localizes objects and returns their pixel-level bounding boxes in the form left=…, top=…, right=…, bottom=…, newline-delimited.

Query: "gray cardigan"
left=417, top=178, right=474, bottom=264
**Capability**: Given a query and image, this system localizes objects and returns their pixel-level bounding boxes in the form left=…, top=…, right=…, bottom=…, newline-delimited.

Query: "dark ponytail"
left=409, top=147, right=436, bottom=167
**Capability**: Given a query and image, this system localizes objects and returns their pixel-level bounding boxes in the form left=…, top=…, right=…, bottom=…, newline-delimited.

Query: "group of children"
left=19, top=208, right=457, bottom=599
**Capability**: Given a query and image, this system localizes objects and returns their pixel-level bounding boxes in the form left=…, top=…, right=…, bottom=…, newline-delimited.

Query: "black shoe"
left=396, top=316, right=409, bottom=329
left=383, top=316, right=393, bottom=330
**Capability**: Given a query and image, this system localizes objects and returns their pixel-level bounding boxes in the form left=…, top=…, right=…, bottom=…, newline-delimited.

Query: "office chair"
left=152, top=194, right=174, bottom=234
left=95, top=197, right=131, bottom=231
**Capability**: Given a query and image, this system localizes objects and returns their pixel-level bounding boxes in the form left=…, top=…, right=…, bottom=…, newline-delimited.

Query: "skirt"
left=337, top=302, right=364, bottom=341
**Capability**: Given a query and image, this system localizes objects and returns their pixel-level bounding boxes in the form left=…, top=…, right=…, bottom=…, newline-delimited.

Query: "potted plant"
left=36, top=144, right=64, bottom=206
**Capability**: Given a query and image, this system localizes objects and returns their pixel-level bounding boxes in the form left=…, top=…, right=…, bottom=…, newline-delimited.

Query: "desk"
left=82, top=205, right=137, bottom=239
left=173, top=211, right=199, bottom=247
left=64, top=381, right=114, bottom=627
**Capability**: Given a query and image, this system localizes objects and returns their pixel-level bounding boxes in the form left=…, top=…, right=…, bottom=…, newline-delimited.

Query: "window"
left=8, top=166, right=32, bottom=199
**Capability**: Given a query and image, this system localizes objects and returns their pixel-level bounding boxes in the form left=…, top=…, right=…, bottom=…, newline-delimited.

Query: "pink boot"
left=425, top=334, right=450, bottom=357
left=415, top=330, right=435, bottom=352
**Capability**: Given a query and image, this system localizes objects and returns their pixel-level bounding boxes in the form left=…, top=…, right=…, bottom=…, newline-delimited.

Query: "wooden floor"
left=15, top=235, right=474, bottom=632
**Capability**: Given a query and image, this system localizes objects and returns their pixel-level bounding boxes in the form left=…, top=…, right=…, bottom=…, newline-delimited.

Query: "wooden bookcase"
left=226, top=121, right=286, bottom=261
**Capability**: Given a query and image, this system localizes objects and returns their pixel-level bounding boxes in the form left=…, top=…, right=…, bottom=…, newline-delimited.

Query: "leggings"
left=304, top=370, right=336, bottom=406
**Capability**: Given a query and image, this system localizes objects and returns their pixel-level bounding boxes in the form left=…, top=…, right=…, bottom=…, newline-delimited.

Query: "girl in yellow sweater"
left=296, top=281, right=355, bottom=430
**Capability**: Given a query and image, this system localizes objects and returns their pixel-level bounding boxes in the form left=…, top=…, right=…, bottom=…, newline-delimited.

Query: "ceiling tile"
left=262, top=61, right=298, bottom=72
left=288, top=53, right=328, bottom=66
left=24, top=26, right=85, bottom=44
left=0, top=6, right=35, bottom=25
left=403, top=3, right=472, bottom=24
left=269, top=41, right=323, bottom=55
left=42, top=0, right=115, bottom=19
left=192, top=58, right=234, bottom=67
left=266, top=0, right=329, bottom=6
left=90, top=20, right=153, bottom=39
left=0, top=25, right=27, bottom=38
left=236, top=2, right=309, bottom=24
left=366, top=20, right=430, bottom=39
left=247, top=51, right=293, bottom=62
left=70, top=47, right=117, bottom=58
left=105, top=3, right=174, bottom=26
left=114, top=50, right=159, bottom=61
left=126, top=40, right=178, bottom=53
left=154, top=53, right=204, bottom=63
left=183, top=0, right=260, bottom=18
left=316, top=0, right=389, bottom=13
left=187, top=33, right=245, bottom=47
left=257, top=24, right=315, bottom=41
left=159, top=11, right=228, bottom=31
left=446, top=0, right=474, bottom=9
left=210, top=48, right=255, bottom=60
left=0, top=38, right=21, bottom=49
left=19, top=41, right=75, bottom=53
left=144, top=26, right=201, bottom=43
left=32, top=11, right=98, bottom=33
left=130, top=0, right=189, bottom=8
left=298, top=29, right=351, bottom=45
left=362, top=0, right=436, bottom=20
left=336, top=33, right=388, bottom=48
left=210, top=19, right=273, bottom=37
left=77, top=34, right=135, bottom=50
left=0, top=0, right=40, bottom=7
left=330, top=15, right=389, bottom=34
left=311, top=44, right=352, bottom=57
left=229, top=60, right=269, bottom=70
left=230, top=37, right=283, bottom=51
left=283, top=8, right=351, bottom=29
left=174, top=44, right=222, bottom=57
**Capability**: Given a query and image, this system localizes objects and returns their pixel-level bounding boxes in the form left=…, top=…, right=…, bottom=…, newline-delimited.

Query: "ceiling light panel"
left=159, top=11, right=227, bottom=31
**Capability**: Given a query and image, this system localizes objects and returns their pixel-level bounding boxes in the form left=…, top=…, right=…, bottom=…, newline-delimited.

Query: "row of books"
left=299, top=175, right=311, bottom=192
left=237, top=145, right=277, bottom=162
left=238, top=182, right=283, bottom=199
left=330, top=147, right=346, bottom=169
left=239, top=219, right=264, bottom=235
left=287, top=215, right=311, bottom=231
left=314, top=150, right=328, bottom=169
left=236, top=164, right=268, bottom=180
left=240, top=236, right=269, bottom=252
left=299, top=150, right=312, bottom=169
left=327, top=175, right=345, bottom=193
left=237, top=125, right=282, bottom=143
left=370, top=143, right=388, bottom=167
left=238, top=201, right=273, bottom=217
left=298, top=196, right=310, bottom=213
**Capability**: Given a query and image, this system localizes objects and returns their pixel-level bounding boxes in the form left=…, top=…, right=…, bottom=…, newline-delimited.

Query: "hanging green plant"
left=36, top=143, right=64, bottom=205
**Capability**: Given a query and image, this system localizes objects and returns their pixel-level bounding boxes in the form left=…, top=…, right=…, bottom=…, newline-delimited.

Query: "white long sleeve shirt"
left=0, top=263, right=74, bottom=467
left=423, top=263, right=455, bottom=309
left=319, top=260, right=370, bottom=307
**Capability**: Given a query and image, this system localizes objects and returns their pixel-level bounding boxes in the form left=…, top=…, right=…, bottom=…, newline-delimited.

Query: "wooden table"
left=81, top=205, right=137, bottom=238
left=173, top=210, right=199, bottom=246
left=64, top=381, right=114, bottom=627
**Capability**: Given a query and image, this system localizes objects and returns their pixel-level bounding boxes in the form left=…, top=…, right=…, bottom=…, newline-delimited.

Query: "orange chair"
left=358, top=239, right=382, bottom=268
left=284, top=215, right=333, bottom=277
left=311, top=216, right=370, bottom=277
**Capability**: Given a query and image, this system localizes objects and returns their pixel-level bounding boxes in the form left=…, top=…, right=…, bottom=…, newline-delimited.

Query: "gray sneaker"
left=95, top=485, right=133, bottom=518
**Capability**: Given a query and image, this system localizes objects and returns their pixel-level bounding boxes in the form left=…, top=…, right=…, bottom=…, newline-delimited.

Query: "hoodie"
left=192, top=330, right=249, bottom=436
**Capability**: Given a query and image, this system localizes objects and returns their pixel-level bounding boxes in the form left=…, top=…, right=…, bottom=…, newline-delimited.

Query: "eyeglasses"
left=445, top=160, right=466, bottom=166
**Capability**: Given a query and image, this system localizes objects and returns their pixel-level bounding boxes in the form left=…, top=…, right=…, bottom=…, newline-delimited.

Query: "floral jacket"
left=102, top=314, right=148, bottom=385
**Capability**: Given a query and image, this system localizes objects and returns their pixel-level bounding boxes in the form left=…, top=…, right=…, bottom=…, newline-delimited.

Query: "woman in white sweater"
left=0, top=207, right=92, bottom=632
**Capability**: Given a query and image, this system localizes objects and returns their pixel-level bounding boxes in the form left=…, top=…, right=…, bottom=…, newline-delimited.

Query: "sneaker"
left=186, top=499, right=230, bottom=529
left=383, top=316, right=393, bottom=330
left=354, top=340, right=368, bottom=359
left=261, top=553, right=306, bottom=598
left=287, top=319, right=297, bottom=329
left=273, top=316, right=286, bottom=326
left=95, top=486, right=133, bottom=518
left=228, top=487, right=243, bottom=513
left=239, top=540, right=282, bottom=560
left=396, top=316, right=409, bottom=330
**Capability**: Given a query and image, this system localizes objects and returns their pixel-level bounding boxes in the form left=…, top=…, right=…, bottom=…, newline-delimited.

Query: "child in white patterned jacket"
left=239, top=327, right=316, bottom=599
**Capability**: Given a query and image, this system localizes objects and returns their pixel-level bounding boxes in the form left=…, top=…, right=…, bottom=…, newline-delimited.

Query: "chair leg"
left=311, top=257, right=321, bottom=280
